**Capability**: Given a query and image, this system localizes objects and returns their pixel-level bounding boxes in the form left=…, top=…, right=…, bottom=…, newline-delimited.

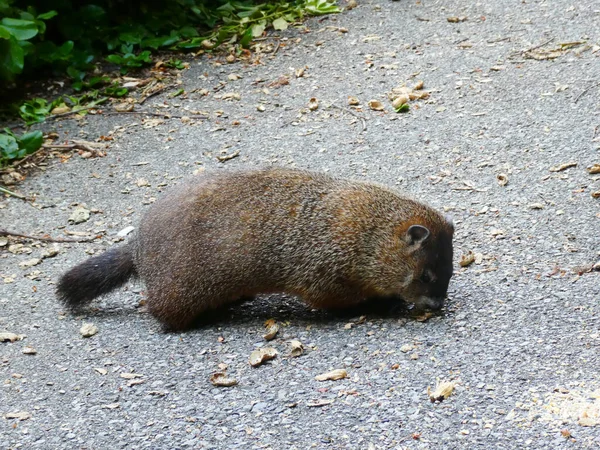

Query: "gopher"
left=57, top=168, right=454, bottom=330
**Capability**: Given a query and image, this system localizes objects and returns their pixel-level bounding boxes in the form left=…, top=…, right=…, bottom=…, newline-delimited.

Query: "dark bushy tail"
left=56, top=245, right=136, bottom=307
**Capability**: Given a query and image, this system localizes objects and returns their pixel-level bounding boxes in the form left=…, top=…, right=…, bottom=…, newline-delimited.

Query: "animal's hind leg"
left=144, top=282, right=211, bottom=331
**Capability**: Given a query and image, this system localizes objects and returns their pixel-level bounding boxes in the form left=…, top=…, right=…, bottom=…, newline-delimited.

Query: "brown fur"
left=57, top=168, right=454, bottom=330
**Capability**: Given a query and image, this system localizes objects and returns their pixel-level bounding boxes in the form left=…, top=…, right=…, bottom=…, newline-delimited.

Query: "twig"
left=217, top=150, right=240, bottom=162
left=574, top=82, right=600, bottom=103
left=45, top=99, right=109, bottom=121
left=0, top=228, right=94, bottom=243
left=139, top=84, right=173, bottom=105
left=272, top=40, right=281, bottom=55
left=487, top=36, right=511, bottom=44
left=42, top=142, right=98, bottom=153
left=522, top=37, right=555, bottom=54
left=329, top=104, right=367, bottom=132
left=0, top=185, right=26, bottom=200
left=96, top=111, right=209, bottom=120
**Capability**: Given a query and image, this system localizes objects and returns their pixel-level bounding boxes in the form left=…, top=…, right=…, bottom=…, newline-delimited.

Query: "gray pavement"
left=1, top=0, right=599, bottom=448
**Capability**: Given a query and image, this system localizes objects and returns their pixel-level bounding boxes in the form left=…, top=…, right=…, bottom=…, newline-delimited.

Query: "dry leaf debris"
left=428, top=380, right=457, bottom=403
left=249, top=347, right=278, bottom=367
left=315, top=369, right=348, bottom=381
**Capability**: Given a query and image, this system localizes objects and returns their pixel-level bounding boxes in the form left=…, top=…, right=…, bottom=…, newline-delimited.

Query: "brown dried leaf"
left=80, top=323, right=98, bottom=338
left=392, top=95, right=409, bottom=109
left=4, top=411, right=31, bottom=421
left=447, top=16, right=468, bottom=23
left=497, top=173, right=509, bottom=186
left=289, top=339, right=304, bottom=357
left=413, top=80, right=424, bottom=90
left=368, top=100, right=385, bottom=111
left=347, top=96, right=360, bottom=106
left=315, top=369, right=348, bottom=381
left=0, top=332, right=25, bottom=343
left=308, top=97, right=319, bottom=111
left=587, top=164, right=600, bottom=174
left=249, top=347, right=278, bottom=367
left=120, top=373, right=143, bottom=379
left=210, top=372, right=238, bottom=387
left=22, top=346, right=36, bottom=355
left=428, top=380, right=457, bottom=402
left=307, top=399, right=335, bottom=407
left=263, top=319, right=279, bottom=341
left=460, top=251, right=476, bottom=267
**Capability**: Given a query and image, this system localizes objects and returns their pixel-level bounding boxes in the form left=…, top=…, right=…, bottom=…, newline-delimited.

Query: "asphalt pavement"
left=1, top=0, right=599, bottom=448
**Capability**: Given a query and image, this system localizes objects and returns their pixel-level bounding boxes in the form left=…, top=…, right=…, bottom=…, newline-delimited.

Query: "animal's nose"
left=424, top=296, right=445, bottom=310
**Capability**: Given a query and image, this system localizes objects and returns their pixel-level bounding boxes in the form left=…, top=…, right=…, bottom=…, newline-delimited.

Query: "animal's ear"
left=406, top=225, right=430, bottom=246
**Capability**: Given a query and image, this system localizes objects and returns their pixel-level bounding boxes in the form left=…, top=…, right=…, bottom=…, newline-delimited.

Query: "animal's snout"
left=419, top=296, right=445, bottom=311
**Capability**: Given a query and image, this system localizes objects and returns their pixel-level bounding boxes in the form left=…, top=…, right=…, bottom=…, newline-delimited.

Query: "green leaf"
left=304, top=0, right=341, bottom=15
left=272, top=17, right=288, bottom=31
left=251, top=21, right=266, bottom=38
left=106, top=54, right=124, bottom=64
left=0, top=36, right=24, bottom=78
left=16, top=130, right=43, bottom=154
left=0, top=133, right=19, bottom=156
left=37, top=10, right=58, bottom=21
left=395, top=103, right=410, bottom=113
left=142, top=35, right=179, bottom=50
left=0, top=18, right=38, bottom=41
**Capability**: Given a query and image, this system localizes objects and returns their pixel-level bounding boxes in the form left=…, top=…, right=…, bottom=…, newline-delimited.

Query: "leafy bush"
left=0, top=0, right=340, bottom=84
left=0, top=128, right=43, bottom=166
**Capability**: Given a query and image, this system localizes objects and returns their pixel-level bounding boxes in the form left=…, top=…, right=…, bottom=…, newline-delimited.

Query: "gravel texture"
left=1, top=1, right=599, bottom=448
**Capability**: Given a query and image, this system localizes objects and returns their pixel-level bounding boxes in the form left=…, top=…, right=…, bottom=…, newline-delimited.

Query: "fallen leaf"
left=368, top=100, right=385, bottom=111
left=0, top=332, right=25, bottom=343
left=550, top=162, right=577, bottom=172
left=127, top=379, right=145, bottom=387
left=460, top=251, right=476, bottom=267
left=497, top=173, right=509, bottom=186
left=114, top=102, right=134, bottom=112
left=447, top=16, right=468, bottom=23
left=428, top=380, right=457, bottom=402
left=94, top=368, right=108, bottom=375
left=587, top=164, right=600, bottom=175
left=529, top=203, right=545, bottom=210
left=413, top=80, right=424, bottom=90
left=18, top=258, right=41, bottom=269
left=80, top=323, right=98, bottom=338
left=210, top=372, right=238, bottom=387
left=308, top=97, right=319, bottom=111
left=120, top=373, right=143, bottom=379
left=400, top=344, right=413, bottom=353
left=102, top=403, right=120, bottom=409
left=315, top=369, right=348, bottom=381
left=4, top=412, right=31, bottom=421
left=289, top=339, right=304, bottom=357
left=41, top=246, right=60, bottom=259
left=69, top=207, right=90, bottom=224
left=22, top=346, right=37, bottom=355
left=307, top=399, right=334, bottom=407
left=347, top=96, right=360, bottom=106
left=249, top=347, right=278, bottom=367
left=220, top=92, right=241, bottom=101
left=392, top=95, right=409, bottom=110
left=263, top=319, right=279, bottom=341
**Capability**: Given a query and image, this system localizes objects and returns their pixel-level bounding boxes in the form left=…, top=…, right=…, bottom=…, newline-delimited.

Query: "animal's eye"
left=420, top=271, right=432, bottom=283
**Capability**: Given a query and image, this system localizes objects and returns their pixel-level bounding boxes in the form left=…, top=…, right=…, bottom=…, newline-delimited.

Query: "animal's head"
left=370, top=214, right=454, bottom=311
